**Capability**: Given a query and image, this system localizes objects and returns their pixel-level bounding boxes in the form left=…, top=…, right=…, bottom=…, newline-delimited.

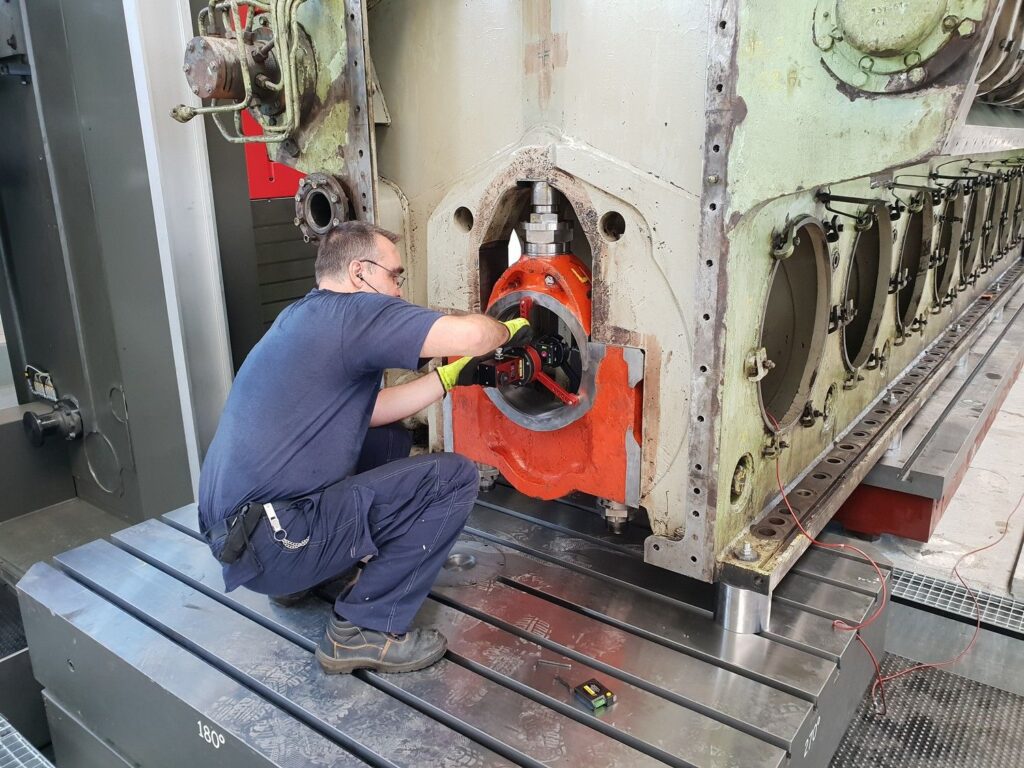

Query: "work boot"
left=315, top=614, right=447, bottom=674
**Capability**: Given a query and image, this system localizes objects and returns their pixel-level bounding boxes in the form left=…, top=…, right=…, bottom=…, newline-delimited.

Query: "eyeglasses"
left=359, top=259, right=407, bottom=288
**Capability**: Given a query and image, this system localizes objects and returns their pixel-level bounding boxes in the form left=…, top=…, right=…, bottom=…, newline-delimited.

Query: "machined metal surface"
left=17, top=488, right=889, bottom=767
left=864, top=277, right=1024, bottom=499
left=43, top=692, right=132, bottom=768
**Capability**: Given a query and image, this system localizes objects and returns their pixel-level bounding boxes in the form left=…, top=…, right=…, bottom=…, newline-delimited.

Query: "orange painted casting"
left=451, top=253, right=643, bottom=504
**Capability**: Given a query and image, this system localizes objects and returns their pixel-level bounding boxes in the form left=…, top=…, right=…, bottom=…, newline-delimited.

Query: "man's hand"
left=501, top=318, right=532, bottom=348
left=436, top=356, right=478, bottom=392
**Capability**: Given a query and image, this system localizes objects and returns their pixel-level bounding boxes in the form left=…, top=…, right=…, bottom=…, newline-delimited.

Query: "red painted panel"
left=240, top=112, right=305, bottom=200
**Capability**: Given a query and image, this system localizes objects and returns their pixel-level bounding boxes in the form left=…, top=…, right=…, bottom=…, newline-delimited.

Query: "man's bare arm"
left=369, top=375, right=445, bottom=427
left=420, top=314, right=508, bottom=358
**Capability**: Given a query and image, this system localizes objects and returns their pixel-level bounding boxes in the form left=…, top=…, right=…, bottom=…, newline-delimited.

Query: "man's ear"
left=348, top=258, right=363, bottom=285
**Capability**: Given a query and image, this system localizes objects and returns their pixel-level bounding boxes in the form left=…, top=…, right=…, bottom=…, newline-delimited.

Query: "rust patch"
left=523, top=0, right=568, bottom=109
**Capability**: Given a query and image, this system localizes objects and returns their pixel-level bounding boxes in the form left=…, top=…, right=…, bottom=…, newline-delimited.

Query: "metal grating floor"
left=0, top=591, right=26, bottom=658
left=0, top=715, right=51, bottom=768
left=891, top=568, right=1024, bottom=635
left=831, top=653, right=1024, bottom=767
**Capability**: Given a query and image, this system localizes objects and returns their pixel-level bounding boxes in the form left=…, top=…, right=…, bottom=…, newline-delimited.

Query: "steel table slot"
left=17, top=564, right=366, bottom=768
left=420, top=598, right=786, bottom=768
left=432, top=577, right=814, bottom=747
left=112, top=521, right=661, bottom=768
left=775, top=573, right=876, bottom=625
left=52, top=540, right=511, bottom=768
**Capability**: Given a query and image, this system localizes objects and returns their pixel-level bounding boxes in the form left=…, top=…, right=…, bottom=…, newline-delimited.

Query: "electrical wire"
left=767, top=414, right=890, bottom=713
left=868, top=490, right=1024, bottom=708
left=768, top=411, right=1024, bottom=715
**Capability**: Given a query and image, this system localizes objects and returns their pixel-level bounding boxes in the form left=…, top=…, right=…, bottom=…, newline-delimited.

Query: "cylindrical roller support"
left=715, top=583, right=771, bottom=634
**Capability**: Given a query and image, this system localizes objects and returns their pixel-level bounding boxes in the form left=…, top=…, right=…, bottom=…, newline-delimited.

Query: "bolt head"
left=958, top=19, right=976, bottom=38
left=544, top=275, right=556, bottom=287
left=191, top=84, right=199, bottom=95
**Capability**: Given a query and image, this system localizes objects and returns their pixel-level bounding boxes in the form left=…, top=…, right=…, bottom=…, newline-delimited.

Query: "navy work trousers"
left=239, top=424, right=478, bottom=634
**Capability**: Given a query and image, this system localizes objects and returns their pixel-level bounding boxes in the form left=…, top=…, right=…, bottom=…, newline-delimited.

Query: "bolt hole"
left=712, top=144, right=720, bottom=153
left=600, top=211, right=626, bottom=242
left=864, top=419, right=879, bottom=426
left=768, top=516, right=786, bottom=525
left=757, top=526, right=776, bottom=537
left=703, top=313, right=711, bottom=321
left=852, top=431, right=868, bottom=437
left=709, top=203, right=718, bottom=211
left=795, top=489, right=815, bottom=497
left=716, top=83, right=724, bottom=92
left=699, top=365, right=708, bottom=373
left=697, top=415, right=705, bottom=422
left=454, top=206, right=474, bottom=232
left=690, top=555, right=698, bottom=563
left=719, top=20, right=727, bottom=29
left=826, top=457, right=844, bottom=465
left=358, top=149, right=364, bottom=158
left=693, top=487, right=702, bottom=495
left=653, top=543, right=661, bottom=551
left=67, top=659, right=75, bottom=672
left=839, top=443, right=857, bottom=450
left=695, top=463, right=703, bottom=471
left=692, top=510, right=701, bottom=517
left=706, top=259, right=714, bottom=267
left=812, top=472, right=831, bottom=480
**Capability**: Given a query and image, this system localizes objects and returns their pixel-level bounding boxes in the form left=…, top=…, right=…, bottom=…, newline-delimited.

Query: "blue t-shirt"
left=198, top=289, right=442, bottom=530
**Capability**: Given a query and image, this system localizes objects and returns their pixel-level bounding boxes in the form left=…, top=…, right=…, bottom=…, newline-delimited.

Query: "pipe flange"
left=294, top=172, right=351, bottom=242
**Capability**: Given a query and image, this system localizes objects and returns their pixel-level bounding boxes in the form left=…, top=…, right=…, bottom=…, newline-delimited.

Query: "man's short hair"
left=315, top=221, right=400, bottom=285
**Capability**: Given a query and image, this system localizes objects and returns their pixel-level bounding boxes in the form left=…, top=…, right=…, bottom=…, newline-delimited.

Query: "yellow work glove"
left=501, top=317, right=532, bottom=347
left=436, top=356, right=475, bottom=392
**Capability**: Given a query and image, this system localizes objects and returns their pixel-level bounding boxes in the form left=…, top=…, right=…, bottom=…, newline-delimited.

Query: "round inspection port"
left=896, top=200, right=932, bottom=331
left=758, top=217, right=831, bottom=430
left=934, top=191, right=963, bottom=303
left=961, top=183, right=988, bottom=280
left=842, top=205, right=893, bottom=370
left=1012, top=174, right=1024, bottom=242
left=983, top=181, right=1006, bottom=269
left=999, top=179, right=1015, bottom=256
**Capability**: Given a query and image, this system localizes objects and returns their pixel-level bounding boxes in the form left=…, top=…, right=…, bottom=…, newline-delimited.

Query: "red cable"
left=767, top=415, right=890, bottom=712
left=868, top=490, right=1024, bottom=707
left=767, top=413, right=1024, bottom=715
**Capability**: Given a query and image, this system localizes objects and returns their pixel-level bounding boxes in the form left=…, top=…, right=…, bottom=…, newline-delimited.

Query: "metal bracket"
left=888, top=267, right=909, bottom=295
left=761, top=431, right=789, bottom=458
left=828, top=299, right=856, bottom=333
left=745, top=347, right=775, bottom=382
